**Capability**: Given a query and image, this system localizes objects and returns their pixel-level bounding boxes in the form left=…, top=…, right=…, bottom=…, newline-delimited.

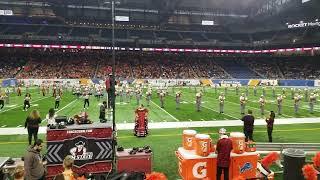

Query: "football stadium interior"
left=0, top=0, right=320, bottom=179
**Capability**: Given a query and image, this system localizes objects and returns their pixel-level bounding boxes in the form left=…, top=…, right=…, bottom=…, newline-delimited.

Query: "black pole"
left=111, top=0, right=117, bottom=173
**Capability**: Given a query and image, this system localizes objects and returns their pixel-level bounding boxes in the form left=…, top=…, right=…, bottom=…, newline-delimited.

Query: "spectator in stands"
left=216, top=128, right=233, bottom=180
left=241, top=109, right=255, bottom=142
left=54, top=155, right=79, bottom=180
left=266, top=111, right=275, bottom=142
left=24, top=139, right=45, bottom=180
left=24, top=110, right=42, bottom=145
left=13, top=165, right=24, bottom=180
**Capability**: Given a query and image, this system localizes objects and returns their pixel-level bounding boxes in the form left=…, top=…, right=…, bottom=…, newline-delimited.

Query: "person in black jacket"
left=25, top=110, right=42, bottom=145
left=241, top=109, right=255, bottom=142
left=266, top=111, right=275, bottom=142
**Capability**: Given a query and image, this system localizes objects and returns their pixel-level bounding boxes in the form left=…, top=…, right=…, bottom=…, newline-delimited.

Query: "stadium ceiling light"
left=316, top=19, right=319, bottom=22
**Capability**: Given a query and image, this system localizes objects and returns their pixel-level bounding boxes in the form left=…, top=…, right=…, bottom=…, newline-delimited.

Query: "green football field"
left=0, top=86, right=320, bottom=127
left=0, top=124, right=319, bottom=180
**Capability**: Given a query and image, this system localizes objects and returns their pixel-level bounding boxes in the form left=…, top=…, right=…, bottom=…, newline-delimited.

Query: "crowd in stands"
left=245, top=58, right=283, bottom=79
left=0, top=49, right=320, bottom=79
left=0, top=49, right=27, bottom=78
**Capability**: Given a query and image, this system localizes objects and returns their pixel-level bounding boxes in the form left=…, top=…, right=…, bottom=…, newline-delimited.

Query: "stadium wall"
left=212, top=79, right=315, bottom=87
left=314, top=80, right=320, bottom=87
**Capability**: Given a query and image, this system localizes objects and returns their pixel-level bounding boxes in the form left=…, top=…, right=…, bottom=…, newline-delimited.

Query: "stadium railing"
left=256, top=143, right=320, bottom=155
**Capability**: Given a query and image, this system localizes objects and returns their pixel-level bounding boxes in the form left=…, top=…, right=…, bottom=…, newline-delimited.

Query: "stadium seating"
left=215, top=57, right=261, bottom=79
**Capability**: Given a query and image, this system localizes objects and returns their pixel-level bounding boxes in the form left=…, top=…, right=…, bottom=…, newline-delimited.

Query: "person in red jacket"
left=216, top=128, right=233, bottom=180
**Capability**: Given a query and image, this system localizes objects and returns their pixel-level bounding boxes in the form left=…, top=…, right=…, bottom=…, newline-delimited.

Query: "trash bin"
left=282, top=148, right=306, bottom=180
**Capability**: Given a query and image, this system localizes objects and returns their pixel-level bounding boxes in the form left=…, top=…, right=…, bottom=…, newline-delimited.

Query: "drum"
left=230, top=132, right=245, bottom=154
left=195, top=134, right=211, bottom=157
left=182, top=130, right=197, bottom=150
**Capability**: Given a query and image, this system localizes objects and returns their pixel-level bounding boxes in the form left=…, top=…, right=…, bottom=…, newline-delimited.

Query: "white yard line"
left=149, top=99, right=179, bottom=121
left=56, top=99, right=78, bottom=113
left=1, top=117, right=320, bottom=134
left=0, top=96, right=50, bottom=114
left=202, top=105, right=239, bottom=120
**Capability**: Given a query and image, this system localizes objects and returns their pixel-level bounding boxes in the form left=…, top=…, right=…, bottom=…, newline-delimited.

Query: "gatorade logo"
left=187, top=138, right=192, bottom=147
left=201, top=142, right=208, bottom=152
left=238, top=140, right=244, bottom=150
left=192, top=162, right=207, bottom=178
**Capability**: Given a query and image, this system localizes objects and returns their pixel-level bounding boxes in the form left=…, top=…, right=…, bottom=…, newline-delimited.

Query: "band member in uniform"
left=240, top=93, right=247, bottom=115
left=294, top=93, right=302, bottom=114
left=76, top=86, right=81, bottom=98
left=272, top=86, right=276, bottom=98
left=245, top=85, right=249, bottom=96
left=23, top=93, right=31, bottom=111
left=277, top=94, right=283, bottom=115
left=291, top=88, right=295, bottom=100
left=119, top=87, right=124, bottom=103
left=160, top=91, right=165, bottom=108
left=5, top=87, right=10, bottom=104
left=95, top=86, right=102, bottom=101
left=304, top=88, right=309, bottom=102
left=52, top=85, right=57, bottom=97
left=83, top=93, right=90, bottom=109
left=259, top=95, right=266, bottom=115
left=146, top=89, right=152, bottom=107
left=58, top=86, right=63, bottom=97
left=219, top=92, right=225, bottom=114
left=55, top=94, right=61, bottom=109
left=253, top=85, right=257, bottom=96
left=0, top=93, right=5, bottom=110
left=175, top=91, right=182, bottom=110
left=41, top=85, right=46, bottom=96
left=25, top=85, right=29, bottom=94
left=235, top=84, right=239, bottom=95
left=17, top=86, right=22, bottom=96
left=262, top=86, right=266, bottom=97
left=282, top=88, right=286, bottom=95
left=126, top=88, right=131, bottom=103
left=196, top=91, right=202, bottom=112
left=309, top=93, right=316, bottom=114
left=214, top=84, right=218, bottom=94
left=135, top=88, right=142, bottom=105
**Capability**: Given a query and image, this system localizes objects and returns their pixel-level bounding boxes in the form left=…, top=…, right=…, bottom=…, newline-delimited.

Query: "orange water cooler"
left=229, top=132, right=246, bottom=154
left=176, top=147, right=217, bottom=180
left=182, top=130, right=197, bottom=150
left=230, top=152, right=259, bottom=179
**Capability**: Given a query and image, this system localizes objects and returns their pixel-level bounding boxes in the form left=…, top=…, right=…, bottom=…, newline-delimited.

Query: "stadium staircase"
left=215, top=58, right=261, bottom=79
left=256, top=143, right=320, bottom=155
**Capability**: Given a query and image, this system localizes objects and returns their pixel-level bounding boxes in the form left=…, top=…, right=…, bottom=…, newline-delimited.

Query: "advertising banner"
left=46, top=124, right=113, bottom=177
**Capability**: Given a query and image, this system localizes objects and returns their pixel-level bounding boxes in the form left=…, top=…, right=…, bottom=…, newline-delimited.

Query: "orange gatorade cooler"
left=182, top=130, right=197, bottom=150
left=176, top=147, right=217, bottom=180
left=230, top=132, right=245, bottom=154
left=195, top=134, right=211, bottom=157
left=230, top=152, right=259, bottom=179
